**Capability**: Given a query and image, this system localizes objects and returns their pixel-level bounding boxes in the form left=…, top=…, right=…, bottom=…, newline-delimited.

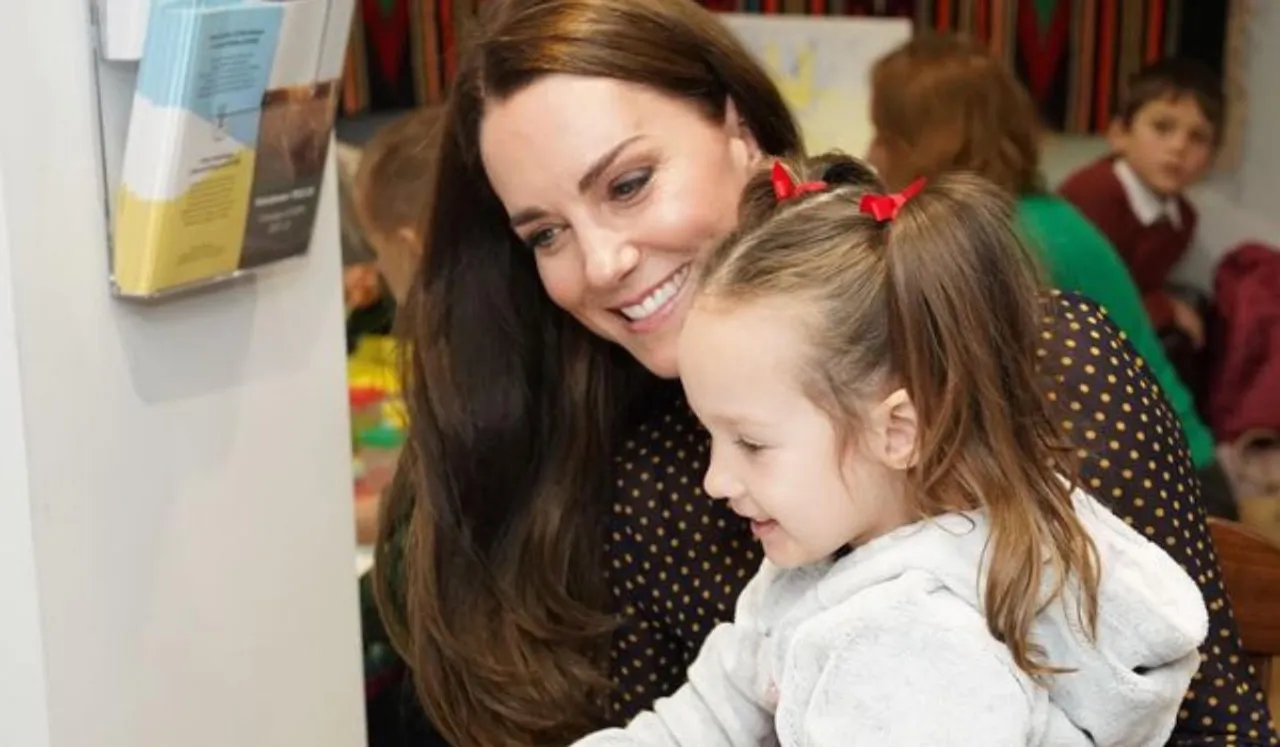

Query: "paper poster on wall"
left=109, top=0, right=354, bottom=299
left=719, top=14, right=913, bottom=159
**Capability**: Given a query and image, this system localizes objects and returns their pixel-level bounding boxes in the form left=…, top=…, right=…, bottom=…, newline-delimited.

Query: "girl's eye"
left=524, top=226, right=561, bottom=251
left=735, top=437, right=765, bottom=454
left=609, top=168, right=653, bottom=201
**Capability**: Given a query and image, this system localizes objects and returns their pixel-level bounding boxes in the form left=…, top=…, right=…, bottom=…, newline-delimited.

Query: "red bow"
left=771, top=161, right=827, bottom=201
left=858, top=177, right=927, bottom=222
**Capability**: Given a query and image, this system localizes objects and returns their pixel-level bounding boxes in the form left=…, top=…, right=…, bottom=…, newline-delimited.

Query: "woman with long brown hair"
left=373, top=2, right=1274, bottom=745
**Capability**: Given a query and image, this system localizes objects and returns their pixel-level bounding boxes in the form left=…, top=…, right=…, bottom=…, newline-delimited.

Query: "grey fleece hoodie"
left=574, top=489, right=1208, bottom=746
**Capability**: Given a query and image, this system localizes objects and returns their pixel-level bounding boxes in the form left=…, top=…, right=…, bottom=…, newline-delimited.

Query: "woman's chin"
left=612, top=311, right=692, bottom=379
left=629, top=344, right=682, bottom=380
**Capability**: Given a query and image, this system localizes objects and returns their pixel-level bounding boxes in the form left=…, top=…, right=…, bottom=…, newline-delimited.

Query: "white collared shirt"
left=1113, top=159, right=1182, bottom=229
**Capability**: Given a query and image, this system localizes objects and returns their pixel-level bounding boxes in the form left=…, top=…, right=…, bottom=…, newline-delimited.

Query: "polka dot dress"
left=605, top=292, right=1277, bottom=745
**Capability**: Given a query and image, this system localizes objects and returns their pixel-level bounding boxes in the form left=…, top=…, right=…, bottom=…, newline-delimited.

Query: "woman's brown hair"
left=371, top=1, right=801, bottom=744
left=700, top=154, right=1100, bottom=676
left=870, top=33, right=1044, bottom=195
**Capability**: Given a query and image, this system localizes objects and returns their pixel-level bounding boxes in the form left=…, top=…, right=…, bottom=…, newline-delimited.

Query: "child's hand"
left=1169, top=296, right=1205, bottom=349
left=344, top=263, right=383, bottom=312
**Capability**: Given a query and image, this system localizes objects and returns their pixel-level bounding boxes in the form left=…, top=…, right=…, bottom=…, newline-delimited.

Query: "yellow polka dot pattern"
left=605, top=292, right=1277, bottom=744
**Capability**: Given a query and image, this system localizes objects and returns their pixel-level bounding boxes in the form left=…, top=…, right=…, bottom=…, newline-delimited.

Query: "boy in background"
left=1058, top=59, right=1223, bottom=353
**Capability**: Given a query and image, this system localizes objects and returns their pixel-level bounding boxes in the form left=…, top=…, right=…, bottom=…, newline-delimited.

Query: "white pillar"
left=0, top=3, right=367, bottom=746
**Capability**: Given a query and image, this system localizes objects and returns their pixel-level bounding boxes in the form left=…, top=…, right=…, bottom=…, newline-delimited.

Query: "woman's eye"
left=609, top=169, right=652, bottom=201
left=524, top=226, right=560, bottom=251
left=735, top=437, right=765, bottom=454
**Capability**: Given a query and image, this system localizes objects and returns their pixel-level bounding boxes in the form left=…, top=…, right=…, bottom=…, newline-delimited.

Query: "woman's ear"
left=723, top=97, right=763, bottom=167
left=868, top=388, right=919, bottom=471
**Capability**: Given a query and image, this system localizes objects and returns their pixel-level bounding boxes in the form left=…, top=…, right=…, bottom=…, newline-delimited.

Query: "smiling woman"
left=373, top=1, right=1275, bottom=746
left=479, top=76, right=758, bottom=376
left=372, top=1, right=798, bottom=744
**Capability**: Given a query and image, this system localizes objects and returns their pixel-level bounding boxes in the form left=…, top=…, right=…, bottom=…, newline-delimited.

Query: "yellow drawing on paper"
left=764, top=43, right=817, bottom=110
left=717, top=14, right=912, bottom=162
left=760, top=41, right=872, bottom=158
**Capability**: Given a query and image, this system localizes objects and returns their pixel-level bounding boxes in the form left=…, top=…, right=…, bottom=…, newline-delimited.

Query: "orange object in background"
left=348, top=386, right=384, bottom=437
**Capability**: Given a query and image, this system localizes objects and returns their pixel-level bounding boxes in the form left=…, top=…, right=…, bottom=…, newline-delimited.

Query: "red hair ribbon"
left=858, top=177, right=927, bottom=222
left=771, top=161, right=827, bottom=201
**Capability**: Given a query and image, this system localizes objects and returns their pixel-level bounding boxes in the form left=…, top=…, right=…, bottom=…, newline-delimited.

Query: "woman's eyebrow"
left=509, top=135, right=645, bottom=229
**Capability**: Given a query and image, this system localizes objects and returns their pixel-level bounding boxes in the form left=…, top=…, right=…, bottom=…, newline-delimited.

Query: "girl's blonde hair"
left=699, top=153, right=1099, bottom=676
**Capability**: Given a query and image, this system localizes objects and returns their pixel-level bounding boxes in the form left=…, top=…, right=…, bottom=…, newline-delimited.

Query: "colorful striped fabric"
left=338, top=0, right=1229, bottom=135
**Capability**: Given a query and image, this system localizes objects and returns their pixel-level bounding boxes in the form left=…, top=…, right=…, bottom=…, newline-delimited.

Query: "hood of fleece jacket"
left=817, top=488, right=1208, bottom=746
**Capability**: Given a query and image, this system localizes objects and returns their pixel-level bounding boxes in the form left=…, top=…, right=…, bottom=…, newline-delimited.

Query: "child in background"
left=352, top=105, right=445, bottom=304
left=573, top=155, right=1207, bottom=746
left=1058, top=60, right=1222, bottom=353
left=866, top=35, right=1236, bottom=519
left=347, top=105, right=444, bottom=544
left=350, top=106, right=451, bottom=747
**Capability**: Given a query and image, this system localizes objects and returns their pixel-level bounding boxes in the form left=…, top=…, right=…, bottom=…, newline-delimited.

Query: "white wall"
left=0, top=3, right=366, bottom=747
left=0, top=149, right=52, bottom=747
left=1227, top=0, right=1280, bottom=219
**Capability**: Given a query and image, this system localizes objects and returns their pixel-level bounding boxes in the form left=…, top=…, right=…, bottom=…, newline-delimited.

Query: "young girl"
left=572, top=155, right=1208, bottom=746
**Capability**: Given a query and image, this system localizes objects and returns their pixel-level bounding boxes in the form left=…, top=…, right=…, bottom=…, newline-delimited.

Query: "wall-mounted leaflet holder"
left=89, top=0, right=355, bottom=302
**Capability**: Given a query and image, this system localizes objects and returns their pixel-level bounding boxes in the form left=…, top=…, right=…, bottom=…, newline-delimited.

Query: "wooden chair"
left=1208, top=517, right=1280, bottom=715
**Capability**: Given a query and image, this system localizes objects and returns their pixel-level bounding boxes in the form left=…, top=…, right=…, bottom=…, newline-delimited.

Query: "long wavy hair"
left=372, top=1, right=801, bottom=744
left=701, top=154, right=1099, bottom=677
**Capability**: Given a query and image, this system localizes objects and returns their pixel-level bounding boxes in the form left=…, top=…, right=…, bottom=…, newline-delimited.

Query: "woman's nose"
left=580, top=227, right=640, bottom=288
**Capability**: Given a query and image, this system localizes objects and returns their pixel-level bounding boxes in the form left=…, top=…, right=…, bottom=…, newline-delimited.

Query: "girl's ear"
left=866, top=388, right=919, bottom=471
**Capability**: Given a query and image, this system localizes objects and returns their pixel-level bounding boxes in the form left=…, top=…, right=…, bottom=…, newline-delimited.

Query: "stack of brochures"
left=112, top=0, right=354, bottom=298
